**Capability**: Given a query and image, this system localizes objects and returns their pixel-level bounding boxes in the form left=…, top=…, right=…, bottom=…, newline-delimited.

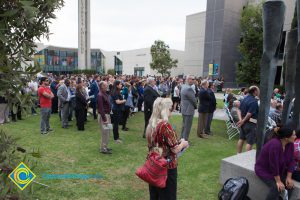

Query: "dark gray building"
left=203, top=0, right=247, bottom=86
left=200, top=0, right=295, bottom=86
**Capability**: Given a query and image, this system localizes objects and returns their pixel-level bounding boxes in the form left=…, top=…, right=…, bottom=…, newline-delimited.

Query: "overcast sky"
left=38, top=0, right=206, bottom=51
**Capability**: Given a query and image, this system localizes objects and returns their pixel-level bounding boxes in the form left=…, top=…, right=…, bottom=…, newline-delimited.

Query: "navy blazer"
left=89, top=81, right=99, bottom=103
left=207, top=88, right=217, bottom=113
left=198, top=87, right=211, bottom=113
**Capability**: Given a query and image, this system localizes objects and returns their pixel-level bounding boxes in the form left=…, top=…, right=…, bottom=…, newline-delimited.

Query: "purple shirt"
left=255, top=138, right=295, bottom=180
left=97, top=91, right=111, bottom=121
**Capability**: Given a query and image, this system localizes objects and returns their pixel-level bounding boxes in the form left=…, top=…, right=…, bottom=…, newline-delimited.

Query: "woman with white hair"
left=146, top=97, right=189, bottom=200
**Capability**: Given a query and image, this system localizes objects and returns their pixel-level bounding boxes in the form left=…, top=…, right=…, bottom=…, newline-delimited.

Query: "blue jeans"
left=40, top=108, right=51, bottom=132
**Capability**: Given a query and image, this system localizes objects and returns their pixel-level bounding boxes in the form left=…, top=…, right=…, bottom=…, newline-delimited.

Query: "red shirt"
left=38, top=86, right=52, bottom=108
left=147, top=121, right=179, bottom=169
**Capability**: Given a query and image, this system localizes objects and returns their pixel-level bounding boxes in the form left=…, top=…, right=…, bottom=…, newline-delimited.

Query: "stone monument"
left=293, top=0, right=300, bottom=128
left=282, top=29, right=297, bottom=124
left=78, top=0, right=91, bottom=70
left=256, top=0, right=285, bottom=157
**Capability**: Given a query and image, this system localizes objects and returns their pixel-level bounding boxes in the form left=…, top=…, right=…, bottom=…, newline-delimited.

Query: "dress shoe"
left=46, top=128, right=53, bottom=132
left=115, top=139, right=123, bottom=144
left=122, top=127, right=129, bottom=131
left=198, top=134, right=208, bottom=139
left=100, top=149, right=112, bottom=154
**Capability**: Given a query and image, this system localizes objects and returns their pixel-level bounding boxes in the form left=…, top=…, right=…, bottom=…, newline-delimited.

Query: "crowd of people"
left=223, top=85, right=300, bottom=199
left=1, top=71, right=300, bottom=199
left=4, top=74, right=214, bottom=146
left=0, top=73, right=221, bottom=199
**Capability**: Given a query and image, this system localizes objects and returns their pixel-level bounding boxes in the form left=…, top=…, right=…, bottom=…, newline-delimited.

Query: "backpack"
left=218, top=177, right=250, bottom=200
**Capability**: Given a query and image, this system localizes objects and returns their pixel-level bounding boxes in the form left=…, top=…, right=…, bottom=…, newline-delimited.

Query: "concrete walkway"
left=172, top=108, right=227, bottom=121
left=171, top=92, right=230, bottom=121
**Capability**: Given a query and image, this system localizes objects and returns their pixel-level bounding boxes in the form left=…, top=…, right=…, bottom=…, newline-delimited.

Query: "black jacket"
left=198, top=87, right=212, bottom=113
left=207, top=88, right=217, bottom=113
left=144, top=85, right=160, bottom=113
left=75, top=91, right=87, bottom=110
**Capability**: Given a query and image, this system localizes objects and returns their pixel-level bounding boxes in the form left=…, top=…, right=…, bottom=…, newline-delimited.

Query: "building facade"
left=184, top=12, right=206, bottom=77
left=102, top=48, right=184, bottom=77
left=184, top=0, right=296, bottom=86
left=34, top=45, right=183, bottom=76
left=203, top=0, right=248, bottom=86
left=34, top=45, right=105, bottom=74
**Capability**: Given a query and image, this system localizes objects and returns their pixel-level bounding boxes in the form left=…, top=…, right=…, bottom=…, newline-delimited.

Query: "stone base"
left=220, top=150, right=300, bottom=200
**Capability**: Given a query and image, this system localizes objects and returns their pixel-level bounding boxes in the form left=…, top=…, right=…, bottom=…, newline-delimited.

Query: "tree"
left=150, top=40, right=178, bottom=76
left=0, top=1, right=63, bottom=198
left=107, top=69, right=115, bottom=75
left=0, top=0, right=64, bottom=115
left=236, top=4, right=263, bottom=85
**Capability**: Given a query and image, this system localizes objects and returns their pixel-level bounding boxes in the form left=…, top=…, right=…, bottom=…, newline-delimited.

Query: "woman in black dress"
left=75, top=81, right=87, bottom=131
left=111, top=80, right=126, bottom=143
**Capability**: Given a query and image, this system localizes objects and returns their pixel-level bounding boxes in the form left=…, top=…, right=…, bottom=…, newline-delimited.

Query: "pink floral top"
left=147, top=121, right=179, bottom=169
left=294, top=138, right=300, bottom=171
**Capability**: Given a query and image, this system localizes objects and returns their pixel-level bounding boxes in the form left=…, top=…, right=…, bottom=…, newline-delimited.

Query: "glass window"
left=48, top=50, right=55, bottom=56
left=60, top=51, right=67, bottom=57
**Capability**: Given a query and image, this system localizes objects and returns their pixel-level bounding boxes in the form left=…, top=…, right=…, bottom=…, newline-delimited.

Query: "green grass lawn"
left=216, top=99, right=224, bottom=109
left=0, top=112, right=238, bottom=200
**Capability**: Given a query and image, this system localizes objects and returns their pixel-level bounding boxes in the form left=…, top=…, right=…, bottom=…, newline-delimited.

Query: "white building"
left=103, top=48, right=184, bottom=77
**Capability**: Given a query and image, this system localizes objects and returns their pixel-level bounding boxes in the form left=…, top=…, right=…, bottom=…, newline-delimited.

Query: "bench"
left=220, top=150, right=300, bottom=200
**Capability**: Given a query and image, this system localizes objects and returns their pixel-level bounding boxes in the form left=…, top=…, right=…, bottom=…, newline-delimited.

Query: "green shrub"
left=107, top=69, right=115, bottom=75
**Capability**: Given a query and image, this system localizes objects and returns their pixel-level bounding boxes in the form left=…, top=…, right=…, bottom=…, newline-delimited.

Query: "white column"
left=78, top=0, right=91, bottom=70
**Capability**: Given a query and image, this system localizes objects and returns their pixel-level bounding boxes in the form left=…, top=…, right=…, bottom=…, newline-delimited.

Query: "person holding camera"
left=146, top=98, right=189, bottom=200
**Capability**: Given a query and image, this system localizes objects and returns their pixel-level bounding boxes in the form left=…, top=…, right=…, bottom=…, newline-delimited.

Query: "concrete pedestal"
left=220, top=150, right=300, bottom=200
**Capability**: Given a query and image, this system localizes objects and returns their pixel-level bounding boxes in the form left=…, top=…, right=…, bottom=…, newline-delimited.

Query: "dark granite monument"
left=293, top=0, right=300, bottom=129
left=256, top=0, right=286, bottom=157
left=282, top=29, right=297, bottom=124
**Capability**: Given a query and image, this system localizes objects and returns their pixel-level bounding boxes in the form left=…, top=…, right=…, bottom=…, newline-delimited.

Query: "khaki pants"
left=98, top=114, right=111, bottom=150
left=197, top=112, right=208, bottom=136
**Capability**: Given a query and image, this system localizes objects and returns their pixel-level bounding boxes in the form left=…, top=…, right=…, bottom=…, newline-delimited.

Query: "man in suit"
left=205, top=82, right=217, bottom=135
left=180, top=75, right=197, bottom=141
left=89, top=75, right=100, bottom=119
left=57, top=79, right=71, bottom=129
left=143, top=77, right=160, bottom=138
left=197, top=80, right=210, bottom=138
